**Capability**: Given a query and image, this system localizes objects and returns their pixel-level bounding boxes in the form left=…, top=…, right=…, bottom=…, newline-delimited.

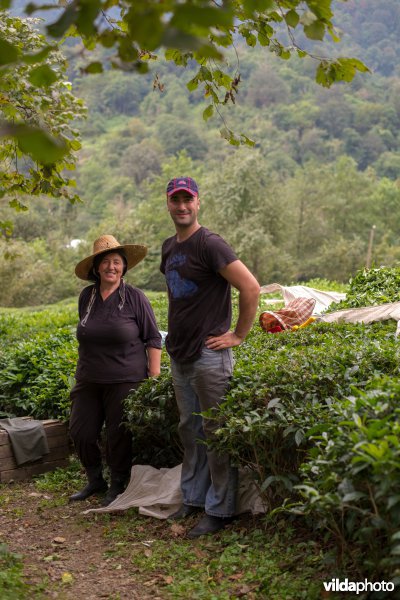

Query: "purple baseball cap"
left=166, top=177, right=199, bottom=197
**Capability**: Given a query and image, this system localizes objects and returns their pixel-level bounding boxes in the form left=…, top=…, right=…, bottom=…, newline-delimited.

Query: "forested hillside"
left=2, top=0, right=400, bottom=306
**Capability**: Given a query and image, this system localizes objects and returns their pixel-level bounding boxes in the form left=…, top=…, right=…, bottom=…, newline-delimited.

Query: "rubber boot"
left=101, top=473, right=129, bottom=507
left=69, top=465, right=108, bottom=501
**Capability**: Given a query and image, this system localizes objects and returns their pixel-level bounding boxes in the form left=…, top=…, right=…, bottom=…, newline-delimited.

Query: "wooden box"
left=0, top=419, right=71, bottom=483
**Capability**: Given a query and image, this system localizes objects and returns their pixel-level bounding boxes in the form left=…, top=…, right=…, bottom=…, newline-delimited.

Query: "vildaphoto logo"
left=323, top=579, right=395, bottom=594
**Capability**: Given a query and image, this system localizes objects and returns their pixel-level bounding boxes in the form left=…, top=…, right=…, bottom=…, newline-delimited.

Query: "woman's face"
left=97, top=252, right=124, bottom=286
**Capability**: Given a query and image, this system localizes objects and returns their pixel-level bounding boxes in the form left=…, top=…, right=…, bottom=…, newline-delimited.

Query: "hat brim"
left=75, top=244, right=147, bottom=281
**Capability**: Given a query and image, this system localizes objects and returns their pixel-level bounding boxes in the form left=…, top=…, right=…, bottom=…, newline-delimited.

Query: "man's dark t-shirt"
left=160, top=226, right=237, bottom=363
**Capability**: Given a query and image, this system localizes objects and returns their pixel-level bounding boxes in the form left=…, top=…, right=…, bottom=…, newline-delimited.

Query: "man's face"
left=167, top=191, right=200, bottom=228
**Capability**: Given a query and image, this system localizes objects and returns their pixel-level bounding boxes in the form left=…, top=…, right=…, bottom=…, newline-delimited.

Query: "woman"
left=69, top=235, right=162, bottom=506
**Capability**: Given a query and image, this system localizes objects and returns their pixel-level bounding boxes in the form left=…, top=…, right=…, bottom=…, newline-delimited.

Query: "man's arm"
left=205, top=260, right=260, bottom=350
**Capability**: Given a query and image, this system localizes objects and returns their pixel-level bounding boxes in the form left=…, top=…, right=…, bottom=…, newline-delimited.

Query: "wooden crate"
left=0, top=419, right=71, bottom=483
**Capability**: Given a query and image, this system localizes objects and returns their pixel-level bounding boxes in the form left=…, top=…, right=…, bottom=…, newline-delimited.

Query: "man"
left=160, top=177, right=260, bottom=538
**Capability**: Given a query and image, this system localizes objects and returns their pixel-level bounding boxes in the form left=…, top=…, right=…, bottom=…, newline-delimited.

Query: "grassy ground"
left=0, top=458, right=351, bottom=600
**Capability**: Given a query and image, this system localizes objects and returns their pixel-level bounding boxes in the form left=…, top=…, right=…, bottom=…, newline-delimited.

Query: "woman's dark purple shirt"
left=75, top=283, right=161, bottom=383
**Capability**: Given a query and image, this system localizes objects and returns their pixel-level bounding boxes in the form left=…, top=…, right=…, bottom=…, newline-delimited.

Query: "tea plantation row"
left=1, top=289, right=399, bottom=584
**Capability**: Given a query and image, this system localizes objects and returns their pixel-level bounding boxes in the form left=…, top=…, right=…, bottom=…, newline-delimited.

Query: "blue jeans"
left=171, top=347, right=237, bottom=517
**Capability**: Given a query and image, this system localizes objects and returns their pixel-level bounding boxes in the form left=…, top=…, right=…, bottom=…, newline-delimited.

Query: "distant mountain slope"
left=329, top=0, right=400, bottom=75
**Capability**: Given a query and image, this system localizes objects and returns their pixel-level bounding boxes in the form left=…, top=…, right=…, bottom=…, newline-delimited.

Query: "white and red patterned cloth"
left=260, top=297, right=316, bottom=332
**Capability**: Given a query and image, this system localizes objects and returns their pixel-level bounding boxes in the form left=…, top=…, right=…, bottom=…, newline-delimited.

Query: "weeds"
left=0, top=544, right=30, bottom=600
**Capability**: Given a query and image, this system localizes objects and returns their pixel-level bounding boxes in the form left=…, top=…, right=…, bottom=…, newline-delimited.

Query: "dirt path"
left=1, top=481, right=170, bottom=599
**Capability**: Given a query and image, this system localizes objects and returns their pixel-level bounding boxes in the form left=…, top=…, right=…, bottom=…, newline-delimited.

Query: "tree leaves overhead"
left=28, top=64, right=59, bottom=87
left=316, top=57, right=370, bottom=88
left=4, top=0, right=368, bottom=153
left=0, top=122, right=67, bottom=164
left=0, top=13, right=86, bottom=206
left=0, top=34, right=19, bottom=65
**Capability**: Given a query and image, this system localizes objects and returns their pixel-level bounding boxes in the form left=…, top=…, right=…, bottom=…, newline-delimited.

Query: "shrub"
left=122, top=320, right=399, bottom=505
left=0, top=329, right=77, bottom=420
left=206, top=320, right=399, bottom=580
left=124, top=366, right=182, bottom=468
left=326, top=266, right=400, bottom=311
left=210, top=321, right=397, bottom=496
left=295, top=377, right=400, bottom=581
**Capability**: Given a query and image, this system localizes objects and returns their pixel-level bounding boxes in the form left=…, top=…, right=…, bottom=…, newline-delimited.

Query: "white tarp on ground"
left=260, top=283, right=346, bottom=314
left=84, top=464, right=266, bottom=519
left=320, top=301, right=400, bottom=337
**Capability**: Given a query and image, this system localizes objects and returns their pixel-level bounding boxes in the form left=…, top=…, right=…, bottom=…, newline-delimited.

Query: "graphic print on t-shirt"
left=165, top=253, right=198, bottom=299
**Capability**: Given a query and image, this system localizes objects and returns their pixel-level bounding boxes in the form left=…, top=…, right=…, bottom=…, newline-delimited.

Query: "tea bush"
left=123, top=318, right=400, bottom=580
left=0, top=300, right=77, bottom=343
left=0, top=329, right=77, bottom=419
left=213, top=321, right=400, bottom=580
left=124, top=366, right=182, bottom=468
left=327, top=266, right=400, bottom=311
left=295, top=377, right=400, bottom=581
left=122, top=319, right=399, bottom=493
left=291, top=277, right=348, bottom=294
left=211, top=321, right=398, bottom=492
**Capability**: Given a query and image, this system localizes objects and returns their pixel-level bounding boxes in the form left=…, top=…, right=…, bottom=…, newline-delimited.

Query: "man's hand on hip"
left=205, top=331, right=243, bottom=350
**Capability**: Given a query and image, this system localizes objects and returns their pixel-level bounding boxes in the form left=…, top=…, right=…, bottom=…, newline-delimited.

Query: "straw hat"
left=75, top=235, right=147, bottom=280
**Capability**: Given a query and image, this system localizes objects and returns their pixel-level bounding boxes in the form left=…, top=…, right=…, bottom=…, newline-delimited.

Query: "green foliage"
left=156, top=116, right=208, bottom=160
left=213, top=321, right=399, bottom=579
left=0, top=13, right=86, bottom=203
left=295, top=278, right=348, bottom=293
left=295, top=377, right=400, bottom=579
left=0, top=543, right=30, bottom=600
left=1, top=293, right=400, bottom=581
left=316, top=57, right=369, bottom=87
left=34, top=456, right=84, bottom=494
left=340, top=0, right=400, bottom=77
left=0, top=328, right=77, bottom=419
left=124, top=367, right=182, bottom=468
left=122, top=312, right=399, bottom=579
left=0, top=300, right=77, bottom=342
left=2, top=4, right=399, bottom=304
left=0, top=237, right=85, bottom=308
left=0, top=301, right=77, bottom=418
left=211, top=321, right=398, bottom=494
left=2, top=0, right=368, bottom=158
left=327, top=266, right=400, bottom=312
